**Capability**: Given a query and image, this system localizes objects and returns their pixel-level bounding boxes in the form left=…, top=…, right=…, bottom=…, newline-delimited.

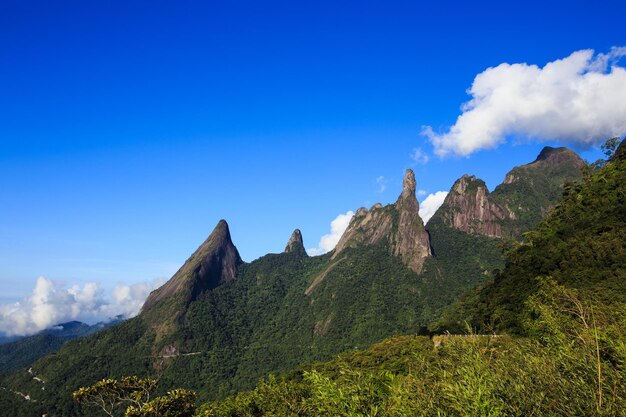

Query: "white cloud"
left=307, top=211, right=354, bottom=256
left=375, top=176, right=387, bottom=193
left=417, top=189, right=427, bottom=198
left=422, top=47, right=626, bottom=157
left=419, top=191, right=448, bottom=223
left=411, top=148, right=430, bottom=164
left=0, top=277, right=164, bottom=336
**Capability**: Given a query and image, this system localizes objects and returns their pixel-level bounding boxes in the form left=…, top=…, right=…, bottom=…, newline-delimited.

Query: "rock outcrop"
left=142, top=220, right=242, bottom=313
left=284, top=229, right=307, bottom=257
left=333, top=169, right=431, bottom=273
left=392, top=169, right=433, bottom=272
left=434, top=174, right=514, bottom=238
left=491, top=146, right=584, bottom=231
left=428, top=146, right=585, bottom=239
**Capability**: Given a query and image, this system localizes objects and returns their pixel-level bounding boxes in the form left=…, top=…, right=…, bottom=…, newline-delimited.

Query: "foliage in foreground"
left=73, top=376, right=196, bottom=417
left=196, top=280, right=625, bottom=416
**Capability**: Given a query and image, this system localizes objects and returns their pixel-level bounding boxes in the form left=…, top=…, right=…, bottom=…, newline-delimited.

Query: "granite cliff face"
left=491, top=146, right=584, bottom=231
left=428, top=146, right=584, bottom=239
left=434, top=174, right=514, bottom=238
left=333, top=169, right=431, bottom=273
left=142, top=220, right=242, bottom=314
left=284, top=229, right=307, bottom=257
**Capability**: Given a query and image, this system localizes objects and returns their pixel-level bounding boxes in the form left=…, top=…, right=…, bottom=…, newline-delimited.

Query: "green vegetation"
left=198, top=284, right=625, bottom=416
left=73, top=376, right=196, bottom=417
left=0, top=333, right=65, bottom=376
left=441, top=139, right=626, bottom=333
left=1, top=240, right=504, bottom=416
left=194, top=139, right=626, bottom=416
left=0, top=319, right=123, bottom=377
left=0, top=143, right=607, bottom=416
left=491, top=146, right=583, bottom=233
left=424, top=216, right=505, bottom=310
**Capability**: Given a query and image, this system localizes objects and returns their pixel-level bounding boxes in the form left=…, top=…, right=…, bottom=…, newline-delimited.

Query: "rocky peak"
left=452, top=174, right=477, bottom=193
left=432, top=174, right=513, bottom=238
left=355, top=207, right=368, bottom=217
left=141, top=219, right=242, bottom=314
left=284, top=229, right=307, bottom=257
left=399, top=168, right=417, bottom=200
left=392, top=169, right=431, bottom=271
left=492, top=146, right=585, bottom=233
left=535, top=146, right=583, bottom=166
left=332, top=169, right=431, bottom=274
left=504, top=147, right=584, bottom=185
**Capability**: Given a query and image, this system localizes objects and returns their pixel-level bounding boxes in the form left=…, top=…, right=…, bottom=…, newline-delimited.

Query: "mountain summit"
left=284, top=229, right=307, bottom=257
left=333, top=169, right=431, bottom=273
left=428, top=146, right=584, bottom=238
left=1, top=146, right=595, bottom=417
left=142, top=219, right=242, bottom=315
left=431, top=174, right=514, bottom=238
left=533, top=145, right=584, bottom=165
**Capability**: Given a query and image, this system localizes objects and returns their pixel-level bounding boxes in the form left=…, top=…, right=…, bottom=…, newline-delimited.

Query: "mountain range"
left=0, top=318, right=123, bottom=377
left=0, top=145, right=590, bottom=416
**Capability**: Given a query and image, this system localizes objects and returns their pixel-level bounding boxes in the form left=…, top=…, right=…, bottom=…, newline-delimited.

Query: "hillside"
left=0, top=148, right=585, bottom=416
left=195, top=140, right=626, bottom=416
left=197, top=330, right=625, bottom=416
left=0, top=319, right=124, bottom=377
left=439, top=140, right=626, bottom=333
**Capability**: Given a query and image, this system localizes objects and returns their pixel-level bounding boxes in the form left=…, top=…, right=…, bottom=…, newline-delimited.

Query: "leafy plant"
left=73, top=376, right=196, bottom=417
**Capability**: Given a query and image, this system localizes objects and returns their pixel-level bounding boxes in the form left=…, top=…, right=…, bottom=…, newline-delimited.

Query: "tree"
left=73, top=376, right=196, bottom=417
left=601, top=137, right=621, bottom=159
left=583, top=136, right=623, bottom=177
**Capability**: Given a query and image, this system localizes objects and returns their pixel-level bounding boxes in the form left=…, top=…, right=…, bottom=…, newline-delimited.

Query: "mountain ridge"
left=333, top=169, right=431, bottom=273
left=0, top=145, right=589, bottom=416
left=427, top=145, right=584, bottom=239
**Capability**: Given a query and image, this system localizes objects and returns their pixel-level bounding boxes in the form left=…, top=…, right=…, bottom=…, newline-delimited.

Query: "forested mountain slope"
left=197, top=140, right=626, bottom=417
left=439, top=139, right=626, bottom=333
left=0, top=148, right=586, bottom=416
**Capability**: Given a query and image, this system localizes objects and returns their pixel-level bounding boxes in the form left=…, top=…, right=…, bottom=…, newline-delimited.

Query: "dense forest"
left=193, top=138, right=626, bottom=416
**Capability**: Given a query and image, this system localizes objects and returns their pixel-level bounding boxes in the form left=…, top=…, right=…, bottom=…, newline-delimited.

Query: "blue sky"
left=1, top=1, right=625, bottom=331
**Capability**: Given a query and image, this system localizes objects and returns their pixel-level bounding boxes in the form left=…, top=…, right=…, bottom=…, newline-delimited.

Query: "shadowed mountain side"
left=283, top=229, right=307, bottom=257
left=142, top=220, right=241, bottom=314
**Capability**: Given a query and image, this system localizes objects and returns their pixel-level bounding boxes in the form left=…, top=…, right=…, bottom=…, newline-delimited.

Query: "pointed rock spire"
left=399, top=168, right=417, bottom=201
left=392, top=169, right=431, bottom=271
left=284, top=229, right=307, bottom=257
left=141, top=219, right=242, bottom=314
left=332, top=168, right=431, bottom=274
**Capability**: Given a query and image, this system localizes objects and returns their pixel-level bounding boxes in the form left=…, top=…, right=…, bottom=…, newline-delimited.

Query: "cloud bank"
left=0, top=277, right=163, bottom=336
left=308, top=211, right=354, bottom=256
left=422, top=47, right=626, bottom=156
left=419, top=191, right=448, bottom=223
